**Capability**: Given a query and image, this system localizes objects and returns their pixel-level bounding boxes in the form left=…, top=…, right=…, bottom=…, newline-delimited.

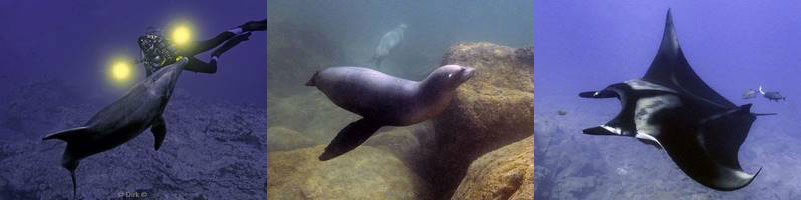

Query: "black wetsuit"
left=137, top=31, right=236, bottom=76
left=137, top=19, right=266, bottom=76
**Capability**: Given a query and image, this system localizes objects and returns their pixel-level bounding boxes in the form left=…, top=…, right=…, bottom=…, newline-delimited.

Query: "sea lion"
left=370, top=23, right=407, bottom=68
left=43, top=58, right=186, bottom=197
left=306, top=65, right=475, bottom=160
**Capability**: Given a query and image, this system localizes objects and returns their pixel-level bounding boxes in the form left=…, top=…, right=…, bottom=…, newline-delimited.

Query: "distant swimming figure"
left=306, top=65, right=475, bottom=161
left=137, top=19, right=266, bottom=76
left=759, top=86, right=786, bottom=101
left=742, top=88, right=758, bottom=99
left=370, top=23, right=407, bottom=68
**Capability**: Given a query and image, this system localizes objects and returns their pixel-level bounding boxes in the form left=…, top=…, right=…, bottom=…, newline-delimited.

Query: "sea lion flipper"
left=151, top=116, right=167, bottom=151
left=319, top=118, right=383, bottom=161
left=305, top=70, right=320, bottom=86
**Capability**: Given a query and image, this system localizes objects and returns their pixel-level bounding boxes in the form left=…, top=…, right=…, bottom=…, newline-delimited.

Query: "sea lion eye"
left=448, top=73, right=453, bottom=78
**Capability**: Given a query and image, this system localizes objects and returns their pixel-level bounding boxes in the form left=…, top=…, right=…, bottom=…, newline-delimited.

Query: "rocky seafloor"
left=533, top=95, right=801, bottom=199
left=0, top=80, right=267, bottom=199
left=266, top=42, right=534, bottom=200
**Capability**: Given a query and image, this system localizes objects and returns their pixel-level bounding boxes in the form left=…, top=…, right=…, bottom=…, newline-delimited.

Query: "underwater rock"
left=417, top=42, right=533, bottom=198
left=267, top=145, right=424, bottom=199
left=266, top=126, right=318, bottom=152
left=363, top=124, right=425, bottom=163
left=0, top=83, right=267, bottom=199
left=451, top=136, right=533, bottom=200
left=267, top=91, right=358, bottom=143
left=0, top=79, right=88, bottom=140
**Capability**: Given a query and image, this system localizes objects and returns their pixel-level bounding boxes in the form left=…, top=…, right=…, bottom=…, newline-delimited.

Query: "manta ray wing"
left=643, top=9, right=735, bottom=110
left=580, top=9, right=763, bottom=191
left=652, top=104, right=760, bottom=191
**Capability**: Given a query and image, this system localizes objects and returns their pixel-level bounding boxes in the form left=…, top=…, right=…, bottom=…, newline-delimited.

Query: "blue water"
left=0, top=0, right=267, bottom=107
left=535, top=1, right=801, bottom=199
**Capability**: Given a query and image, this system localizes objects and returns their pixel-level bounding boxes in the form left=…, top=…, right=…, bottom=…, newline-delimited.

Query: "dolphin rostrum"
left=43, top=58, right=187, bottom=197
left=579, top=10, right=771, bottom=191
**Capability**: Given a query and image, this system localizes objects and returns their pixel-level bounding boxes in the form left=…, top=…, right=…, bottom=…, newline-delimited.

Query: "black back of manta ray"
left=580, top=9, right=764, bottom=191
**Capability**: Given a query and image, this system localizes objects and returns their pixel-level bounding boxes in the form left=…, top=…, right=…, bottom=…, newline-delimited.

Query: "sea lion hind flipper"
left=319, top=118, right=383, bottom=161
left=151, top=116, right=167, bottom=151
left=43, top=127, right=91, bottom=142
left=305, top=70, right=320, bottom=86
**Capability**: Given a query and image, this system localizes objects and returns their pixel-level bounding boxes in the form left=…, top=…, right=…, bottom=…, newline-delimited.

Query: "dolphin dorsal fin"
left=643, top=9, right=735, bottom=109
left=42, top=127, right=90, bottom=142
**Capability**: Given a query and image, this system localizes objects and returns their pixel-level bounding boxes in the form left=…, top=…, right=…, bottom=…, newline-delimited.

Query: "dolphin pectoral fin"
left=319, top=118, right=383, bottom=161
left=43, top=127, right=91, bottom=142
left=151, top=117, right=167, bottom=151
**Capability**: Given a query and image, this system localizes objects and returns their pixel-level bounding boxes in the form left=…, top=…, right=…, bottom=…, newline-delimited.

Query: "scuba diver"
left=137, top=19, right=266, bottom=76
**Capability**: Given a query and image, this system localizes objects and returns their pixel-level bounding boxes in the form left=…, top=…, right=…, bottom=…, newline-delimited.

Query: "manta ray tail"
left=753, top=113, right=777, bottom=116
left=319, top=118, right=383, bottom=161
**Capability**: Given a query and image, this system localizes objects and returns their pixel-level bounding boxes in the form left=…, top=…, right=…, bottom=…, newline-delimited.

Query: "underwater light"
left=171, top=24, right=192, bottom=47
left=107, top=56, right=135, bottom=87
left=111, top=61, right=131, bottom=80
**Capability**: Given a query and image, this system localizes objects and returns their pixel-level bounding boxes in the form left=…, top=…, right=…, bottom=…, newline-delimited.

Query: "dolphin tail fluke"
left=43, top=127, right=90, bottom=142
left=319, top=118, right=383, bottom=161
left=151, top=116, right=167, bottom=151
left=305, top=70, right=320, bottom=86
left=71, top=170, right=77, bottom=199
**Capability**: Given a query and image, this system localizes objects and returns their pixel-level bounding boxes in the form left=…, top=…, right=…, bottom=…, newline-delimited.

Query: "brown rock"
left=266, top=126, right=319, bottom=152
left=451, top=136, right=533, bottom=200
left=267, top=145, right=425, bottom=199
left=417, top=42, right=534, bottom=199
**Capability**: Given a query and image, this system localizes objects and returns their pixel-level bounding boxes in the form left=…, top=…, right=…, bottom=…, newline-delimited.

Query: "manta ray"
left=579, top=9, right=771, bottom=191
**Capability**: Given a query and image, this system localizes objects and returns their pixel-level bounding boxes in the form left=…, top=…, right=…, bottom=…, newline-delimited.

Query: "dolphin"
left=43, top=58, right=187, bottom=197
left=579, top=10, right=771, bottom=191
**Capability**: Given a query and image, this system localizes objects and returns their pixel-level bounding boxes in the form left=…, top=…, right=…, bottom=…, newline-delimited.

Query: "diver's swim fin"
left=239, top=19, right=266, bottom=32
left=319, top=118, right=383, bottom=161
left=211, top=32, right=252, bottom=57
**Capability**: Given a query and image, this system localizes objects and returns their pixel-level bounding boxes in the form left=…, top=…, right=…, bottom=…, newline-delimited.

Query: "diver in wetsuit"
left=137, top=19, right=266, bottom=76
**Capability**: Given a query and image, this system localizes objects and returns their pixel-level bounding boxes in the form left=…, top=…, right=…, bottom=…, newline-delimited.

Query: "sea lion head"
left=424, top=65, right=475, bottom=91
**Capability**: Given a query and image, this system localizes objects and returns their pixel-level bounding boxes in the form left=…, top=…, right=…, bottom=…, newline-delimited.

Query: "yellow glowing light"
left=111, top=61, right=131, bottom=81
left=171, top=25, right=192, bottom=46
